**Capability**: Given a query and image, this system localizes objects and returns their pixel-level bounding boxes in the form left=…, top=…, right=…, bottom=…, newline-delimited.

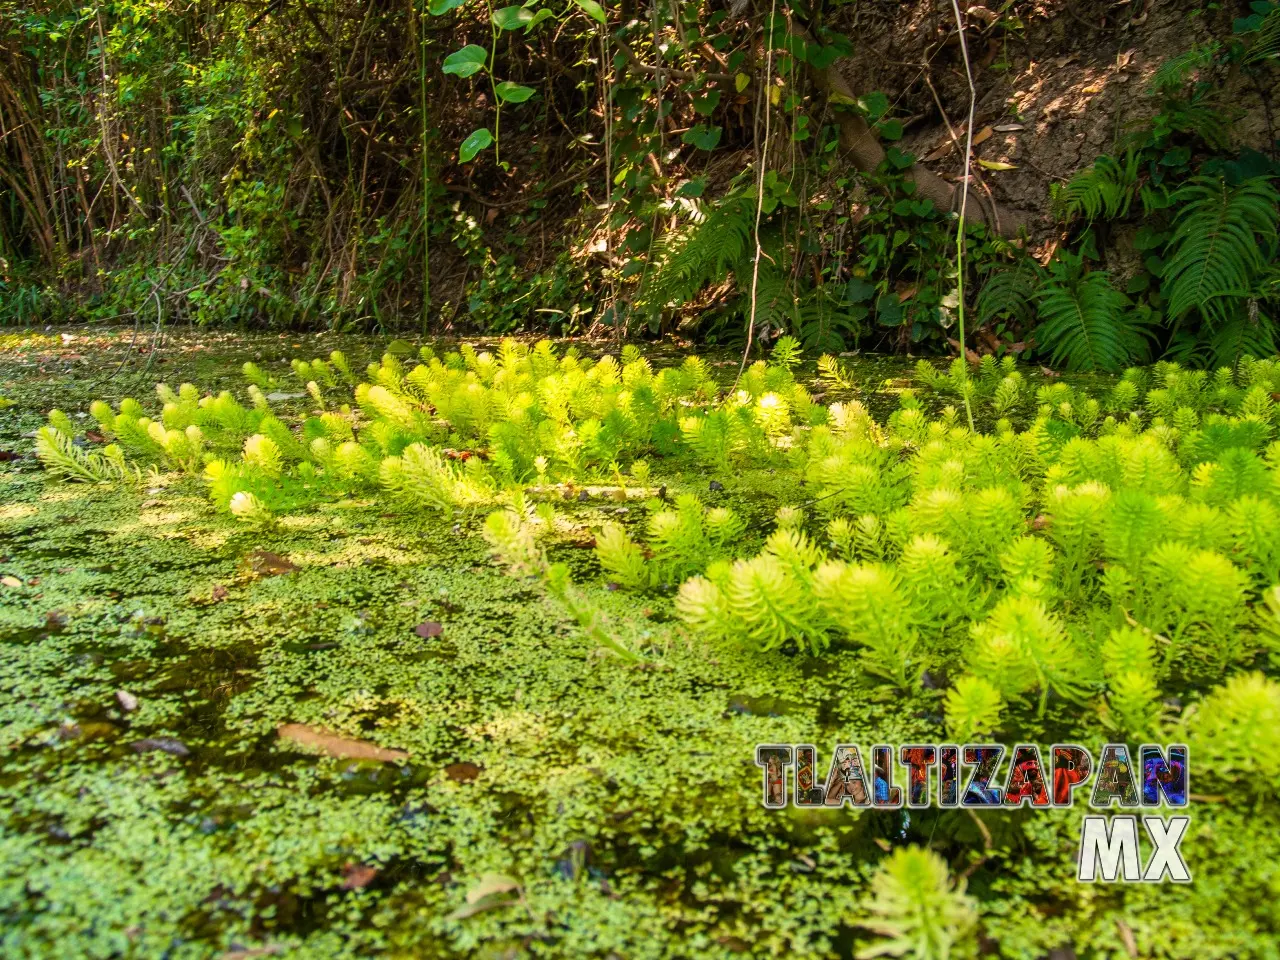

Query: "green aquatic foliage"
left=483, top=508, right=642, bottom=662
left=33, top=426, right=132, bottom=483
left=594, top=495, right=747, bottom=590
left=857, top=846, right=978, bottom=960
left=943, top=675, right=1004, bottom=741
left=1185, top=671, right=1280, bottom=798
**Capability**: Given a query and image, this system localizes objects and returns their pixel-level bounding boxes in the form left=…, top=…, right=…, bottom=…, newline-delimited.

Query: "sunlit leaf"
left=443, top=45, right=488, bottom=77
left=496, top=81, right=536, bottom=103
left=524, top=8, right=555, bottom=30
left=459, top=127, right=494, bottom=162
left=573, top=0, right=607, bottom=24
left=492, top=5, right=532, bottom=30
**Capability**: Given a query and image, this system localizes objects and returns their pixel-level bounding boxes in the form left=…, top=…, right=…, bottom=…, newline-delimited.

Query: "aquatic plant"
left=857, top=846, right=978, bottom=960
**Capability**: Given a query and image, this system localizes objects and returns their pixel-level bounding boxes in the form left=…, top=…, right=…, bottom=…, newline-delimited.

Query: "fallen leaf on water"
left=445, top=761, right=481, bottom=782
left=1, top=576, right=22, bottom=588
left=341, top=863, right=380, bottom=889
left=277, top=723, right=409, bottom=763
left=219, top=947, right=282, bottom=960
left=117, top=690, right=139, bottom=712
left=0, top=450, right=20, bottom=462
left=1116, top=918, right=1138, bottom=958
left=212, top=584, right=229, bottom=601
left=414, top=621, right=444, bottom=639
left=244, top=550, right=299, bottom=576
left=447, top=873, right=521, bottom=920
left=132, top=737, right=190, bottom=757
left=84, top=430, right=107, bottom=444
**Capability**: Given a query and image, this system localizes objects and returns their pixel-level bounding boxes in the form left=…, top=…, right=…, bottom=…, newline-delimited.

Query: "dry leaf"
left=445, top=761, right=482, bottom=783
left=447, top=873, right=521, bottom=919
left=341, top=863, right=380, bottom=890
left=244, top=551, right=300, bottom=576
left=414, top=621, right=444, bottom=639
left=993, top=123, right=1024, bottom=132
left=277, top=723, right=409, bottom=762
left=1, top=576, right=22, bottom=588
left=970, top=125, right=993, bottom=146
left=117, top=690, right=139, bottom=712
left=1116, top=918, right=1138, bottom=958
left=924, top=140, right=955, bottom=162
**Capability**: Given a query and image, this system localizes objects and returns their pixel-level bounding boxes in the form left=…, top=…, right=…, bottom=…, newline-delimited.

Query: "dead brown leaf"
left=244, top=550, right=299, bottom=576
left=445, top=761, right=481, bottom=783
left=277, top=723, right=409, bottom=763
left=447, top=873, right=521, bottom=920
left=1116, top=918, right=1138, bottom=958
left=414, top=621, right=444, bottom=639
left=970, top=125, right=993, bottom=146
left=341, top=863, right=380, bottom=890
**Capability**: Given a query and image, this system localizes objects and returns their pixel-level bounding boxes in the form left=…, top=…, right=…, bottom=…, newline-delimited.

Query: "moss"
left=2, top=332, right=1278, bottom=958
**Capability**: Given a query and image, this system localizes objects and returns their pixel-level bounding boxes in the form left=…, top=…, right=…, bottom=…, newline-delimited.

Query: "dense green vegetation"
left=3, top=0, right=1280, bottom=956
left=2, top=2, right=1278, bottom=367
left=4, top=330, right=1280, bottom=956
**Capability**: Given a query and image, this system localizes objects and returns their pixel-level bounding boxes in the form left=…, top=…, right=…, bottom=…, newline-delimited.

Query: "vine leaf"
left=459, top=127, right=494, bottom=163
left=442, top=45, right=488, bottom=78
left=492, top=5, right=532, bottom=30
left=573, top=0, right=607, bottom=24
left=681, top=124, right=722, bottom=151
left=524, top=8, right=555, bottom=30
left=692, top=90, right=721, bottom=116
left=496, top=81, right=536, bottom=104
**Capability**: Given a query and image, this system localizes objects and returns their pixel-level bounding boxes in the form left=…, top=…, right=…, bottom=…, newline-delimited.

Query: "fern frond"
left=1162, top=176, right=1280, bottom=324
left=1034, top=262, right=1150, bottom=372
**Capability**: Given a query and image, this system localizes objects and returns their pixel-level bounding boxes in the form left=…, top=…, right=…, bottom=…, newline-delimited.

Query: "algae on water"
left=2, top=331, right=1279, bottom=958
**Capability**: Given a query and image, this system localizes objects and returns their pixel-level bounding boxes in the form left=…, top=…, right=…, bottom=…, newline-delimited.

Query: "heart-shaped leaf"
left=573, top=0, right=606, bottom=24
left=681, top=124, right=722, bottom=151
left=524, top=8, right=555, bottom=30
left=459, top=127, right=494, bottom=163
left=443, top=45, right=488, bottom=78
left=692, top=90, right=721, bottom=116
left=496, top=81, right=536, bottom=104
left=492, top=5, right=531, bottom=30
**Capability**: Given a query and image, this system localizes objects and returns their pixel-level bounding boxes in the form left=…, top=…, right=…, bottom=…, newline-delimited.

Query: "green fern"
left=976, top=261, right=1042, bottom=327
left=1053, top=153, right=1140, bottom=222
left=1161, top=176, right=1280, bottom=328
left=1034, top=258, right=1150, bottom=372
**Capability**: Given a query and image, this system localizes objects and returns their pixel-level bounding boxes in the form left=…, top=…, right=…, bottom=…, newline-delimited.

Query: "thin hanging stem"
left=737, top=0, right=778, bottom=387
left=418, top=0, right=431, bottom=324
left=949, top=0, right=977, bottom=432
